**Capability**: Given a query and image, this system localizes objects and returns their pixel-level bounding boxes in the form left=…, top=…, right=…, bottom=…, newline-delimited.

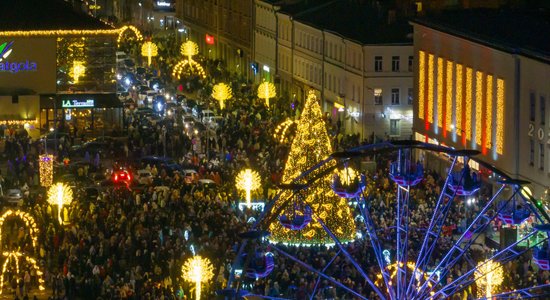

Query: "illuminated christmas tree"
left=269, top=91, right=355, bottom=244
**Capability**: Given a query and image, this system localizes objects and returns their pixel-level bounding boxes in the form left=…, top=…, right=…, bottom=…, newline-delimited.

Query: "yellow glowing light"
left=39, top=154, right=54, bottom=187
left=172, top=59, right=206, bottom=79
left=180, top=40, right=199, bottom=59
left=235, top=169, right=262, bottom=208
left=141, top=41, right=158, bottom=66
left=486, top=74, right=493, bottom=150
left=273, top=119, right=297, bottom=144
left=0, top=29, right=119, bottom=37
left=418, top=50, right=425, bottom=120
left=465, top=67, right=473, bottom=141
left=338, top=167, right=358, bottom=186
left=70, top=60, right=86, bottom=83
left=269, top=90, right=355, bottom=244
left=182, top=256, right=214, bottom=300
left=257, top=81, right=277, bottom=107
left=211, top=83, right=232, bottom=110
left=375, top=262, right=434, bottom=297
left=437, top=57, right=444, bottom=128
left=446, top=61, right=453, bottom=134
left=475, top=260, right=503, bottom=299
left=47, top=182, right=73, bottom=224
left=496, top=79, right=505, bottom=154
left=455, top=64, right=463, bottom=136
left=475, top=71, right=483, bottom=147
left=0, top=210, right=39, bottom=250
left=427, top=54, right=434, bottom=124
left=0, top=252, right=45, bottom=294
left=117, top=25, right=143, bottom=46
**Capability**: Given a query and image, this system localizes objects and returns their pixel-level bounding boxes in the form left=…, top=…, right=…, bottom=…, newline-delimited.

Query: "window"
left=390, top=119, right=400, bottom=136
left=375, top=56, right=383, bottom=72
left=392, top=56, right=400, bottom=72
left=391, top=88, right=400, bottom=105
left=530, top=92, right=536, bottom=122
left=11, top=95, right=18, bottom=104
left=530, top=139, right=535, bottom=166
left=408, top=56, right=413, bottom=72
left=541, top=96, right=546, bottom=125
left=374, top=88, right=383, bottom=105
left=540, top=143, right=545, bottom=170
left=408, top=88, right=413, bottom=105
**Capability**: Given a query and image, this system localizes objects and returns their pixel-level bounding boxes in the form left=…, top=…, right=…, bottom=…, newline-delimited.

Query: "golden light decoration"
left=445, top=60, right=453, bottom=135
left=427, top=54, right=434, bottom=124
left=0, top=210, right=39, bottom=250
left=496, top=78, right=505, bottom=154
left=0, top=251, right=45, bottom=294
left=47, top=182, right=73, bottom=224
left=117, top=25, right=143, bottom=46
left=257, top=81, right=277, bottom=107
left=141, top=41, right=158, bottom=66
left=273, top=119, right=297, bottom=144
left=0, top=29, right=119, bottom=37
left=485, top=74, right=493, bottom=152
left=70, top=60, right=86, bottom=83
left=375, top=262, right=434, bottom=297
left=172, top=59, right=206, bottom=80
left=475, top=71, right=483, bottom=147
left=39, top=154, right=54, bottom=187
left=418, top=50, right=425, bottom=120
left=338, top=167, right=358, bottom=186
left=235, top=169, right=262, bottom=208
left=455, top=64, right=463, bottom=137
left=180, top=40, right=199, bottom=59
left=182, top=256, right=214, bottom=300
left=269, top=90, right=355, bottom=244
left=437, top=57, right=444, bottom=128
left=475, top=259, right=503, bottom=299
left=211, top=83, right=232, bottom=110
left=465, top=67, right=473, bottom=141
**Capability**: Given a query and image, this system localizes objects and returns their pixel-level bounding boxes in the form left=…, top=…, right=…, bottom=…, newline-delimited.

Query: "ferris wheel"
left=221, top=140, right=550, bottom=300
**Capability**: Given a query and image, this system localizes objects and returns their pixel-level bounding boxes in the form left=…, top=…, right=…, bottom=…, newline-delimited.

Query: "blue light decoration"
left=184, top=230, right=189, bottom=241
left=250, top=62, right=258, bottom=75
left=383, top=249, right=391, bottom=265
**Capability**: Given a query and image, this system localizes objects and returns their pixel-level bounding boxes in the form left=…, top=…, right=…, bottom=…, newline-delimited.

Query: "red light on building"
left=205, top=34, right=214, bottom=45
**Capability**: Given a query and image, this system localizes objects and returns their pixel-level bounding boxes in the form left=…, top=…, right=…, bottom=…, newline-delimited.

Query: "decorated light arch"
left=0, top=251, right=45, bottom=294
left=117, top=25, right=143, bottom=46
left=0, top=210, right=39, bottom=250
left=172, top=40, right=206, bottom=80
left=273, top=118, right=297, bottom=144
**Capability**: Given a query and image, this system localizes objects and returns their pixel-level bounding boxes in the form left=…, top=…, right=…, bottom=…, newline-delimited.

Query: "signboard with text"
left=61, top=99, right=95, bottom=108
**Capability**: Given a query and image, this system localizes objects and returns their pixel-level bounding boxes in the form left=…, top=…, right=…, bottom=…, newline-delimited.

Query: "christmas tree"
left=269, top=91, right=355, bottom=244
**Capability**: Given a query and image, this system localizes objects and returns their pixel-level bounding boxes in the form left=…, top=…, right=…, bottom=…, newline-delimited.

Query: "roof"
left=412, top=8, right=550, bottom=62
left=285, top=0, right=413, bottom=45
left=0, top=0, right=114, bottom=32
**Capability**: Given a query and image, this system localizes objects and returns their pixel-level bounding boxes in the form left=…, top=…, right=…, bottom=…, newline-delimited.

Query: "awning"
left=40, top=93, right=122, bottom=109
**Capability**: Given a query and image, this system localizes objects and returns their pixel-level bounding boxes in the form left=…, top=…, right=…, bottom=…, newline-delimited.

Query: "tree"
left=269, top=91, right=355, bottom=244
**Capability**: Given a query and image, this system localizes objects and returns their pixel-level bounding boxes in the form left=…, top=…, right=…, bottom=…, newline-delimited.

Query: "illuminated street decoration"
left=235, top=169, right=261, bottom=208
left=496, top=79, right=505, bottom=154
left=182, top=256, right=214, bottom=299
left=180, top=40, right=199, bottom=59
left=0, top=210, right=39, bottom=250
left=273, top=119, right=297, bottom=144
left=418, top=50, right=425, bottom=120
left=39, top=154, right=54, bottom=187
left=70, top=60, right=86, bottom=83
left=47, top=183, right=73, bottom=224
left=0, top=29, right=119, bottom=37
left=211, top=83, right=232, bottom=110
left=141, top=41, right=158, bottom=66
left=173, top=41, right=206, bottom=79
left=117, top=25, right=143, bottom=46
left=257, top=81, right=276, bottom=107
left=375, top=262, right=435, bottom=298
left=0, top=252, right=45, bottom=294
left=475, top=260, right=503, bottom=299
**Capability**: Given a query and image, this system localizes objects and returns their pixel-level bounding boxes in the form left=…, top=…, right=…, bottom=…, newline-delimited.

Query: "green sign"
left=62, top=99, right=94, bottom=108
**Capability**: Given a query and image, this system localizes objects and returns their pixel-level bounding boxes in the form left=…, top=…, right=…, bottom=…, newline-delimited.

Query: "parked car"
left=140, top=156, right=183, bottom=175
left=136, top=169, right=153, bottom=185
left=182, top=169, right=198, bottom=184
left=3, top=189, right=23, bottom=206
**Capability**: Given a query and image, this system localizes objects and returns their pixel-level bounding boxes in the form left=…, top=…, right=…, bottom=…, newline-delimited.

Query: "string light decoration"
left=418, top=50, right=425, bottom=120
left=173, top=40, right=206, bottom=80
left=117, top=25, right=143, bottom=46
left=47, top=182, right=73, bottom=224
left=180, top=40, right=199, bottom=59
left=141, top=41, right=158, bottom=66
left=475, top=260, right=503, bottom=299
left=182, top=256, right=214, bottom=300
left=455, top=64, right=463, bottom=138
left=465, top=67, right=473, bottom=142
left=269, top=91, right=355, bottom=245
left=235, top=169, right=262, bottom=208
left=39, top=154, right=54, bottom=187
left=427, top=54, right=434, bottom=124
left=0, top=29, right=119, bottom=37
left=257, top=81, right=277, bottom=107
left=0, top=252, right=45, bottom=294
left=273, top=119, right=297, bottom=144
left=475, top=71, right=483, bottom=147
left=485, top=74, right=493, bottom=152
left=375, top=262, right=434, bottom=297
left=496, top=79, right=505, bottom=154
left=0, top=120, right=37, bottom=126
left=437, top=57, right=444, bottom=129
left=338, top=167, right=358, bottom=186
left=70, top=60, right=86, bottom=83
left=211, top=83, right=232, bottom=110
left=0, top=210, right=39, bottom=250
left=445, top=60, right=453, bottom=136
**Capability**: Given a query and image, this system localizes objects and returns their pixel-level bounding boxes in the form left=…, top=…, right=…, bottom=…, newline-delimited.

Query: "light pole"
left=138, top=2, right=143, bottom=27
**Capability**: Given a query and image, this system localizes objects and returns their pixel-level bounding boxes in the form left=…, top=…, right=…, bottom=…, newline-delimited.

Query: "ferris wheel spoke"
left=395, top=184, right=412, bottom=299
left=408, top=156, right=459, bottom=297
left=269, top=244, right=369, bottom=300
left=358, top=196, right=394, bottom=299
left=314, top=215, right=386, bottom=299
left=479, top=283, right=550, bottom=299
left=309, top=249, right=342, bottom=300
left=415, top=184, right=508, bottom=298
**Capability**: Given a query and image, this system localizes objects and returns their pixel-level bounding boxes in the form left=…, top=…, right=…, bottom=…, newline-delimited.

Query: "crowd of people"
left=0, top=75, right=548, bottom=300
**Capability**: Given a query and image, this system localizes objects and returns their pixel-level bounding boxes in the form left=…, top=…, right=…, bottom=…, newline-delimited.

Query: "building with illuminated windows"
left=411, top=8, right=550, bottom=200
left=0, top=0, right=121, bottom=137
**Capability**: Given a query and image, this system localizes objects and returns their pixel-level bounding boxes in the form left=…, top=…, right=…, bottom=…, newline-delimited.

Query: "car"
left=182, top=169, right=198, bottom=184
left=183, top=116, right=195, bottom=130
left=112, top=168, right=132, bottom=186
left=201, top=110, right=219, bottom=123
left=198, top=179, right=217, bottom=189
left=136, top=169, right=153, bottom=185
left=140, top=156, right=183, bottom=175
left=4, top=189, right=23, bottom=206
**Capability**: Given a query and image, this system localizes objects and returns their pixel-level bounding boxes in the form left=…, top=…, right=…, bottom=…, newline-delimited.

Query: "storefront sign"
left=0, top=41, right=38, bottom=73
left=62, top=99, right=95, bottom=108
